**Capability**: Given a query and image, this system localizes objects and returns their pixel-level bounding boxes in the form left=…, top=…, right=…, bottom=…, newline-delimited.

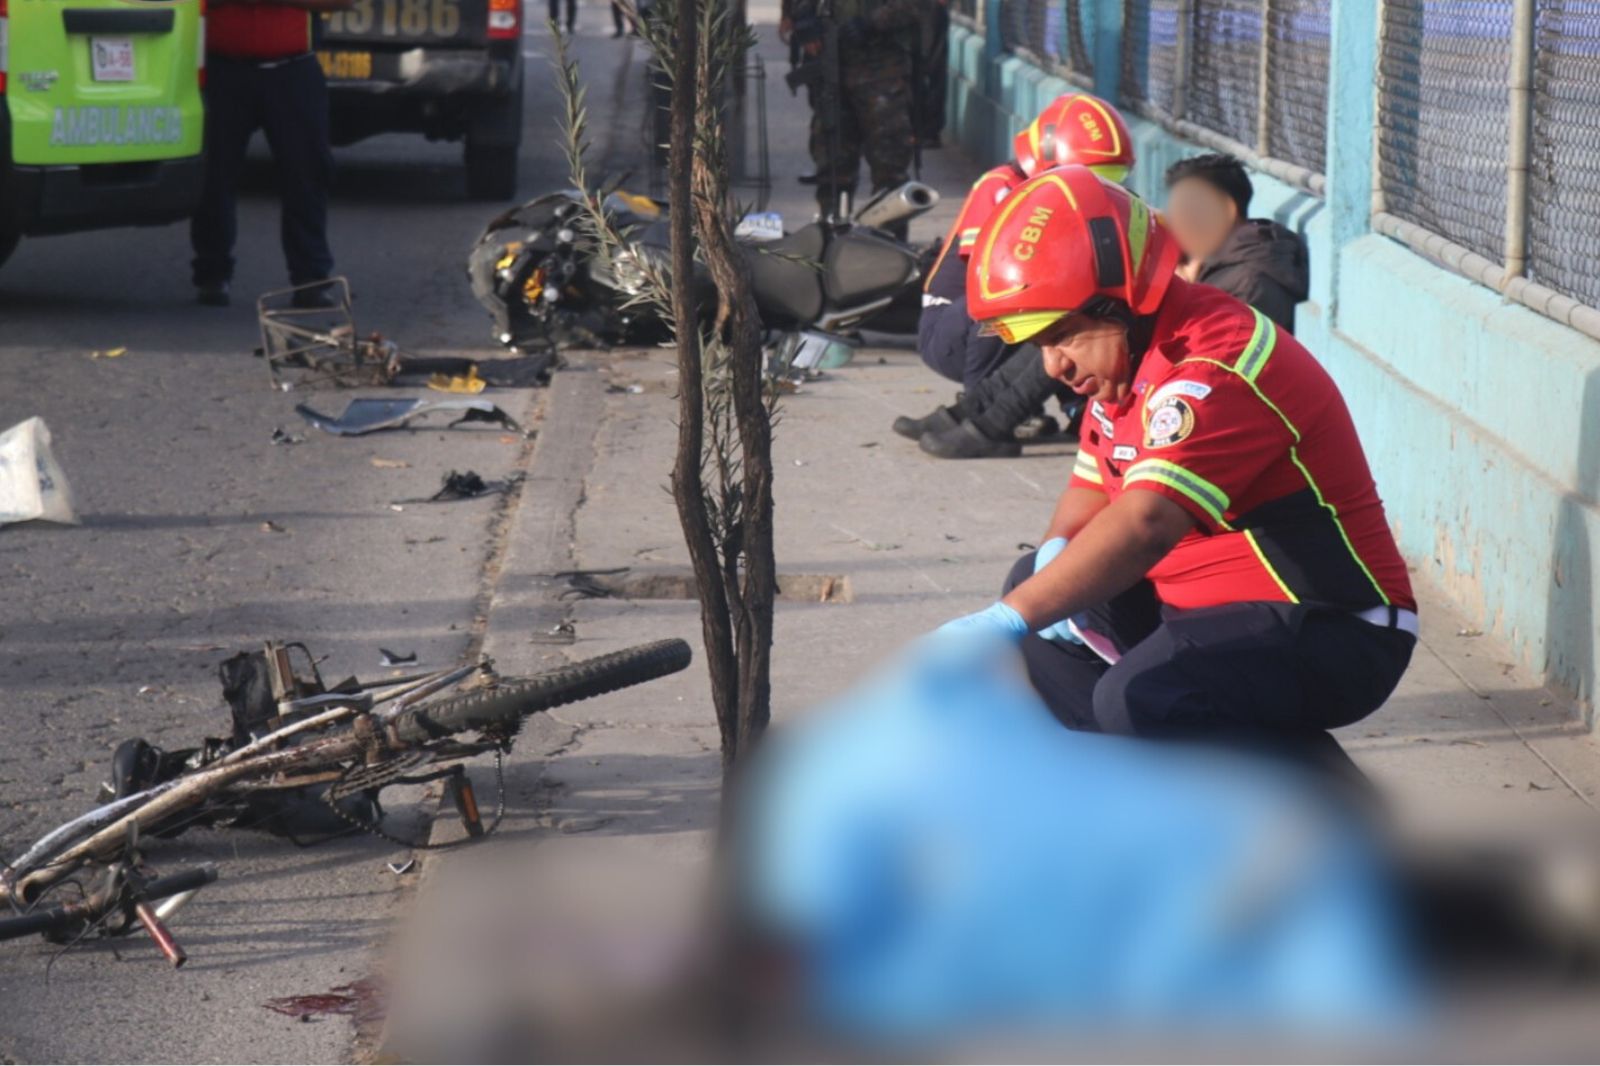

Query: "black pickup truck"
left=316, top=0, right=524, bottom=199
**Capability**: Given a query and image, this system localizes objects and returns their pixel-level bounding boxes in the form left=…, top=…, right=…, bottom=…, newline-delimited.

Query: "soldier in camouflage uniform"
left=787, top=0, right=930, bottom=218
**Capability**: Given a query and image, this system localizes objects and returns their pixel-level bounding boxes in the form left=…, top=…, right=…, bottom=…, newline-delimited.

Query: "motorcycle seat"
left=745, top=224, right=827, bottom=328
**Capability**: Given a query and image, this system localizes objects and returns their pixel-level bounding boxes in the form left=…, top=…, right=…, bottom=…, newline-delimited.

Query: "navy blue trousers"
left=191, top=54, right=335, bottom=287
left=1001, top=552, right=1415, bottom=780
left=917, top=294, right=1011, bottom=392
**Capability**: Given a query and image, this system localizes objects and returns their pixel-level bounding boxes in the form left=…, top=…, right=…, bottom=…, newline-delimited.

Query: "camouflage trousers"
left=809, top=59, right=914, bottom=213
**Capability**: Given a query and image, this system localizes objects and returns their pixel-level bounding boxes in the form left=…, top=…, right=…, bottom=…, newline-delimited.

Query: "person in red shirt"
left=190, top=0, right=354, bottom=306
left=942, top=165, right=1417, bottom=779
left=900, top=93, right=1136, bottom=459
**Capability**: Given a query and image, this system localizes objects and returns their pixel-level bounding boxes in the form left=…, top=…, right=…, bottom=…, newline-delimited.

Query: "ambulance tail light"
left=0, top=0, right=9, bottom=96
left=487, top=0, right=519, bottom=40
left=197, top=0, right=206, bottom=89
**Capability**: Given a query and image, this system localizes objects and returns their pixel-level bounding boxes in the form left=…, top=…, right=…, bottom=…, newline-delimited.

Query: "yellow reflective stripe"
left=1125, top=458, right=1232, bottom=528
left=1127, top=195, right=1150, bottom=279
left=1185, top=356, right=1392, bottom=605
left=1244, top=529, right=1299, bottom=602
left=1235, top=310, right=1278, bottom=383
left=1072, top=450, right=1103, bottom=485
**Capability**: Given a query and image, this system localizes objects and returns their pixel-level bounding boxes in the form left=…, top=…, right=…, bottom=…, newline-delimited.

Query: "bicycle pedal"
left=449, top=772, right=485, bottom=837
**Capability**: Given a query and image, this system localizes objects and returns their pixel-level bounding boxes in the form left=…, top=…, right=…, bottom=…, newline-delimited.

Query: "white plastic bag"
left=0, top=417, right=78, bottom=527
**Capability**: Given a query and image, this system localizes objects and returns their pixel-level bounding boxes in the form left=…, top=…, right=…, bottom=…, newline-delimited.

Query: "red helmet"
left=1013, top=93, right=1135, bottom=183
left=967, top=166, right=1182, bottom=344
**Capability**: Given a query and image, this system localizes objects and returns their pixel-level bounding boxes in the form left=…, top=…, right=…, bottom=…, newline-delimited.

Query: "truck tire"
left=465, top=142, right=519, bottom=202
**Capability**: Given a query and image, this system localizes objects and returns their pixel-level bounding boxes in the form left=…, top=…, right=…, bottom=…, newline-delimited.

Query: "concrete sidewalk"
left=379, top=8, right=1600, bottom=1056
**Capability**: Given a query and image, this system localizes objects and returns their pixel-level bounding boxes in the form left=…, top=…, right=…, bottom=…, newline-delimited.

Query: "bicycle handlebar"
left=0, top=863, right=219, bottom=944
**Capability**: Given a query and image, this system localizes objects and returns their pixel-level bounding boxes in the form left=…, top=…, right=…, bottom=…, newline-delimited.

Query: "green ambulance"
left=0, top=0, right=205, bottom=270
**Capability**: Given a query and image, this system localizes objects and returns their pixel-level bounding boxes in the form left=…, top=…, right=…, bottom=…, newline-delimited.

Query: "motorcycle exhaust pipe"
left=853, top=182, right=941, bottom=231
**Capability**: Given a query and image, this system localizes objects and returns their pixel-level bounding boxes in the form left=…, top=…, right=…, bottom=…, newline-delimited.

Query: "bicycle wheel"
left=392, top=639, right=692, bottom=743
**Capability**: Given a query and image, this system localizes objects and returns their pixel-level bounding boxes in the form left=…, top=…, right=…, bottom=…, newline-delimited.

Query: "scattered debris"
left=391, top=352, right=554, bottom=389
left=430, top=470, right=490, bottom=501
left=1017, top=541, right=1038, bottom=552
left=369, top=457, right=409, bottom=469
left=532, top=621, right=577, bottom=645
left=1457, top=628, right=1484, bottom=638
left=386, top=859, right=416, bottom=875
left=295, top=397, right=526, bottom=437
left=379, top=648, right=418, bottom=667
left=391, top=470, right=520, bottom=506
left=605, top=382, right=644, bottom=394
left=0, top=418, right=78, bottom=527
left=258, top=278, right=400, bottom=390
left=270, top=427, right=305, bottom=446
left=549, top=567, right=630, bottom=601
left=260, top=520, right=288, bottom=534
left=1528, top=782, right=1554, bottom=792
left=426, top=365, right=486, bottom=394
left=90, top=347, right=128, bottom=360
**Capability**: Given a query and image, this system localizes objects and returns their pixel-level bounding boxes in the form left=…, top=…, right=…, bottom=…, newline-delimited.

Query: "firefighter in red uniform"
left=942, top=166, right=1417, bottom=778
left=898, top=94, right=1136, bottom=458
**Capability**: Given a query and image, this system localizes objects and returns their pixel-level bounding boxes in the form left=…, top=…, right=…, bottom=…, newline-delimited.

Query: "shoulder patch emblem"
left=1149, top=379, right=1212, bottom=406
left=1145, top=396, right=1196, bottom=449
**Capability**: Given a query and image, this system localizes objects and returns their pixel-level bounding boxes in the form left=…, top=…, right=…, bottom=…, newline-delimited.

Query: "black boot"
left=919, top=419, right=1021, bottom=459
left=962, top=345, right=1071, bottom=442
left=892, top=397, right=965, bottom=440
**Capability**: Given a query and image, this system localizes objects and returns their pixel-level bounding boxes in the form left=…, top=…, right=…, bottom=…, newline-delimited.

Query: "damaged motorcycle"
left=467, top=180, right=940, bottom=375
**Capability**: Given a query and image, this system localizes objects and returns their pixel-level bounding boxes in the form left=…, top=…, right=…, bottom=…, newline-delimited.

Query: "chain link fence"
left=1120, top=0, right=1184, bottom=116
left=1377, top=1, right=1513, bottom=264
left=1186, top=0, right=1260, bottom=146
left=967, top=0, right=1599, bottom=328
left=1529, top=2, right=1600, bottom=309
left=998, top=0, right=1093, bottom=80
left=1264, top=0, right=1330, bottom=174
left=1117, top=1, right=1329, bottom=178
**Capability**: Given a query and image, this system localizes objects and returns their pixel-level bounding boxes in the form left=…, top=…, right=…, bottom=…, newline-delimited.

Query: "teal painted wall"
left=945, top=21, right=1600, bottom=719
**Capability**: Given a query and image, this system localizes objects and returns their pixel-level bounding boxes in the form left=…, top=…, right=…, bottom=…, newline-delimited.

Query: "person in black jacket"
left=1163, top=153, right=1309, bottom=332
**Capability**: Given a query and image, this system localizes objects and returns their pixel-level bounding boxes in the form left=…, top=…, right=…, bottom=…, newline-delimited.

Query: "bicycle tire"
left=391, top=638, right=692, bottom=744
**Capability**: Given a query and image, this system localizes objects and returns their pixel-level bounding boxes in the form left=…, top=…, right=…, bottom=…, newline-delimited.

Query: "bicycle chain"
left=323, top=747, right=508, bottom=852
left=325, top=750, right=432, bottom=801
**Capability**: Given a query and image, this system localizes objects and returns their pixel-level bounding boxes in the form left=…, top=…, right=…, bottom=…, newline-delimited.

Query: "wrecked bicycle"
left=0, top=638, right=692, bottom=966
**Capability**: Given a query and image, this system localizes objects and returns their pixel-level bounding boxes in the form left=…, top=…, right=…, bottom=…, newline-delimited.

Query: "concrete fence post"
left=1090, top=0, right=1124, bottom=104
left=1321, top=0, right=1381, bottom=323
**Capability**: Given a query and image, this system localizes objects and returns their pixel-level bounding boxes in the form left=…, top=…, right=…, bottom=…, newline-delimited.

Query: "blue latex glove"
left=1031, top=536, right=1085, bottom=646
left=937, top=601, right=1030, bottom=642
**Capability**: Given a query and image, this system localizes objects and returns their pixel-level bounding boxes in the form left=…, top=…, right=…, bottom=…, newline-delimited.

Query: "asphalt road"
left=0, top=23, right=641, bottom=1064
